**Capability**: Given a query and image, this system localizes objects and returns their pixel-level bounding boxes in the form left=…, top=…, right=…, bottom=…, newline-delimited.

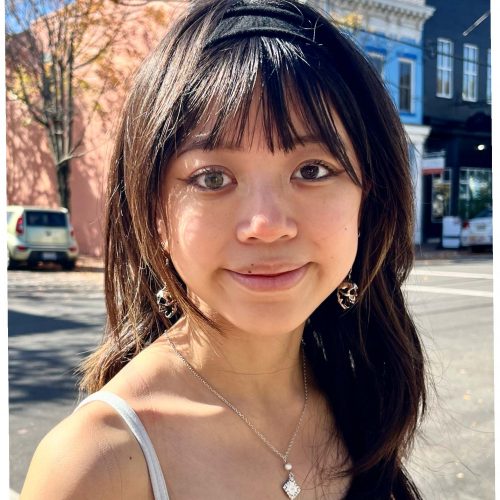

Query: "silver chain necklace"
left=165, top=333, right=308, bottom=499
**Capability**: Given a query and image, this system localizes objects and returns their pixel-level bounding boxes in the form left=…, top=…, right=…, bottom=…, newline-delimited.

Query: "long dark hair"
left=79, top=1, right=427, bottom=497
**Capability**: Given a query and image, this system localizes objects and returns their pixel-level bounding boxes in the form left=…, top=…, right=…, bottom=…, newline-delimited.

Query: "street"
left=404, top=258, right=494, bottom=499
left=8, top=270, right=106, bottom=497
left=8, top=257, right=494, bottom=498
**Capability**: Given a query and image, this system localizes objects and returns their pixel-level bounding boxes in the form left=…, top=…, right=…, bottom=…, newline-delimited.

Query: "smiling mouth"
left=226, top=264, right=309, bottom=292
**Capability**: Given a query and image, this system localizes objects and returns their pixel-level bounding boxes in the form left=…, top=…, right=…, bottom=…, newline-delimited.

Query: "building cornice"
left=334, top=0, right=434, bottom=21
left=405, top=123, right=431, bottom=143
left=330, top=0, right=435, bottom=43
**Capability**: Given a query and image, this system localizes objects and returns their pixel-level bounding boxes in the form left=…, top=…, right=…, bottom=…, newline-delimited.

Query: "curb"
left=414, top=245, right=492, bottom=261
left=75, top=256, right=104, bottom=272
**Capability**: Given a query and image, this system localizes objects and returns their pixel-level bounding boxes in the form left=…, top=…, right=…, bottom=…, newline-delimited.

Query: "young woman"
left=21, top=0, right=427, bottom=498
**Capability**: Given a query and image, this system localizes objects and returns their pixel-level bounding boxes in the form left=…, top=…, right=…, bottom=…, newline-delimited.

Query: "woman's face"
left=161, top=105, right=363, bottom=337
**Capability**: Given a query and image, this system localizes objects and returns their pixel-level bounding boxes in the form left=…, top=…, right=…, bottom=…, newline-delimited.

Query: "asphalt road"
left=8, top=257, right=494, bottom=498
left=8, top=270, right=107, bottom=498
left=404, top=258, right=494, bottom=500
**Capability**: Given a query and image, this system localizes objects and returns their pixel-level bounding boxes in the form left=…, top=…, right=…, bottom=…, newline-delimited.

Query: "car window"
left=473, top=208, right=492, bottom=218
left=7, top=211, right=14, bottom=225
left=25, top=211, right=67, bottom=227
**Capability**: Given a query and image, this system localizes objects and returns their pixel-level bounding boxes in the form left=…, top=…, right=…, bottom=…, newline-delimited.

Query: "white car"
left=7, top=205, right=79, bottom=270
left=460, top=207, right=493, bottom=249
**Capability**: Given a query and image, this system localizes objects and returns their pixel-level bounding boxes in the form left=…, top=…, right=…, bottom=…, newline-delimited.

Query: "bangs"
left=170, top=36, right=364, bottom=187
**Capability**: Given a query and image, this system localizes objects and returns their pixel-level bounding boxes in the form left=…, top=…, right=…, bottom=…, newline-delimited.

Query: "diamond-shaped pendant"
left=283, top=472, right=301, bottom=499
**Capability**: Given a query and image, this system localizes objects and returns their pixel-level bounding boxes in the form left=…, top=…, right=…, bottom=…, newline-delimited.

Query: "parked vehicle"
left=460, top=207, right=493, bottom=250
left=7, top=205, right=79, bottom=270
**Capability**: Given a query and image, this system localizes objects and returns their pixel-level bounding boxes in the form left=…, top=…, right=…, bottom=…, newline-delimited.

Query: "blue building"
left=310, top=0, right=435, bottom=244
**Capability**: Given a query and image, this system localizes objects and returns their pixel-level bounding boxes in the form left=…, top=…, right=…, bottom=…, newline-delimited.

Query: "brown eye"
left=292, top=162, right=333, bottom=181
left=300, top=165, right=321, bottom=179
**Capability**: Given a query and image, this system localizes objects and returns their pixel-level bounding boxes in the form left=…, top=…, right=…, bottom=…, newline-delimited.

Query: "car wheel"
left=7, top=253, right=18, bottom=270
left=62, top=261, right=76, bottom=271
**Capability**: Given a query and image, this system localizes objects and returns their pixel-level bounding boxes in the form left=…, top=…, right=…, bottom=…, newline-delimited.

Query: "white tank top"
left=75, top=391, right=170, bottom=500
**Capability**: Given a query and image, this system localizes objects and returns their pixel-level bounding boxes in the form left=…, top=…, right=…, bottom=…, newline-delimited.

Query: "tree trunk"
left=56, top=159, right=71, bottom=211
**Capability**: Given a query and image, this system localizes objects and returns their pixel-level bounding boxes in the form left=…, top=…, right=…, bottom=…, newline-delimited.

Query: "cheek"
left=303, top=188, right=361, bottom=278
left=167, top=200, right=229, bottom=273
left=305, top=187, right=361, bottom=238
left=177, top=209, right=206, bottom=249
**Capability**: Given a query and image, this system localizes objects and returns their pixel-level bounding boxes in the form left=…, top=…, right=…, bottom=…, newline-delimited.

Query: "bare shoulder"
left=21, top=400, right=153, bottom=500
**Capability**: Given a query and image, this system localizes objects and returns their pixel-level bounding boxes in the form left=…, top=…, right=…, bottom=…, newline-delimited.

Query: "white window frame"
left=436, top=38, right=453, bottom=98
left=368, top=51, right=385, bottom=77
left=462, top=44, right=478, bottom=102
left=487, top=48, right=491, bottom=104
left=398, top=58, right=415, bottom=113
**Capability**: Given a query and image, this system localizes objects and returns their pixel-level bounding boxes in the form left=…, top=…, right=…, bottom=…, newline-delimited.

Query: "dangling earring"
left=156, top=287, right=178, bottom=319
left=337, top=269, right=359, bottom=310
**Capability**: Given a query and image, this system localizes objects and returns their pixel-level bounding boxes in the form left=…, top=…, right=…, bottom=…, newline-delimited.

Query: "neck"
left=166, top=316, right=307, bottom=413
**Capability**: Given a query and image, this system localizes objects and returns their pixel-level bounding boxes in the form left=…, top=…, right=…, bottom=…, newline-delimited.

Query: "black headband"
left=205, top=1, right=319, bottom=48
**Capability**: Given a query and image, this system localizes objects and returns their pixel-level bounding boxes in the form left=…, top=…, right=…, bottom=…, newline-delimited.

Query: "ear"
left=156, top=218, right=169, bottom=253
left=357, top=179, right=372, bottom=229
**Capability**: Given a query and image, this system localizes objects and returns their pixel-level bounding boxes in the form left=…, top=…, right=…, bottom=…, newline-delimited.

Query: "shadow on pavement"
left=8, top=311, right=102, bottom=408
left=8, top=310, right=90, bottom=337
left=9, top=343, right=83, bottom=408
left=8, top=330, right=97, bottom=408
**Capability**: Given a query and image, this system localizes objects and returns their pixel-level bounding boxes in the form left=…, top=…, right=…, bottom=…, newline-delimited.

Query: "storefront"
left=421, top=133, right=492, bottom=244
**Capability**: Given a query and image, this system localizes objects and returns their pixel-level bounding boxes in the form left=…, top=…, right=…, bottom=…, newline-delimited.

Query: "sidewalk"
left=75, top=254, right=104, bottom=272
left=414, top=242, right=492, bottom=261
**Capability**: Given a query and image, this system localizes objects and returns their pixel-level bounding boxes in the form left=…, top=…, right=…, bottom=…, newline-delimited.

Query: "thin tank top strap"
left=75, top=391, right=170, bottom=500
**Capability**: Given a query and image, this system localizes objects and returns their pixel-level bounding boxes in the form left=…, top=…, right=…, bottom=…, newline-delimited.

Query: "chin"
left=189, top=290, right=320, bottom=337
left=217, top=309, right=308, bottom=338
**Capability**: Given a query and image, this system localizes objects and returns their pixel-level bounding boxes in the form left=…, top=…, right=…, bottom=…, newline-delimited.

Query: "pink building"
left=6, top=1, right=187, bottom=257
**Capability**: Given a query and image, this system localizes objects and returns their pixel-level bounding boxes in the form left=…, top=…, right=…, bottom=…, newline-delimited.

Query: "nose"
left=236, top=187, right=298, bottom=243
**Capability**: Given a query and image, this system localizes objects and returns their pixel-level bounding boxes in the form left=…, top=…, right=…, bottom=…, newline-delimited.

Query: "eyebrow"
left=176, top=133, right=328, bottom=157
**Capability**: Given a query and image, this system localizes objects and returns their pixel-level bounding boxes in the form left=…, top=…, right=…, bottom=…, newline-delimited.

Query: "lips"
left=226, top=264, right=309, bottom=292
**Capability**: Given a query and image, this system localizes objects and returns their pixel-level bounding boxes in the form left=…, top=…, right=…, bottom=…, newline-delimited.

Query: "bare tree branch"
left=10, top=65, right=48, bottom=126
left=5, top=0, right=151, bottom=211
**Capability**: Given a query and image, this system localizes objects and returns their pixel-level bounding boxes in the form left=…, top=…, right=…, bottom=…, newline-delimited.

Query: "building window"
left=487, top=49, right=491, bottom=104
left=462, top=44, right=478, bottom=102
left=459, top=168, right=492, bottom=220
left=436, top=38, right=453, bottom=98
left=431, top=169, right=452, bottom=223
left=399, top=59, right=414, bottom=113
left=368, top=52, right=385, bottom=76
